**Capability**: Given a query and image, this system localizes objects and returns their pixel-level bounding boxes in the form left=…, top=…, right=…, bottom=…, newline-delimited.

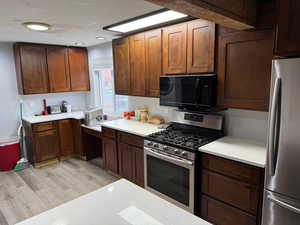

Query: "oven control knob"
left=174, top=149, right=179, bottom=154
left=153, top=143, right=159, bottom=148
left=181, top=151, right=187, bottom=156
left=163, top=146, right=169, bottom=151
left=147, top=142, right=153, bottom=147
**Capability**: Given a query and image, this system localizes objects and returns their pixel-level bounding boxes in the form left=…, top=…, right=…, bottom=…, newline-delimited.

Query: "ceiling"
left=0, top=0, right=161, bottom=46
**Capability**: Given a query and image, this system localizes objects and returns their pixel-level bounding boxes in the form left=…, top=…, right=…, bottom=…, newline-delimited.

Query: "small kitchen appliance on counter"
left=48, top=105, right=62, bottom=114
left=61, top=101, right=72, bottom=113
left=144, top=111, right=224, bottom=213
left=84, top=108, right=103, bottom=126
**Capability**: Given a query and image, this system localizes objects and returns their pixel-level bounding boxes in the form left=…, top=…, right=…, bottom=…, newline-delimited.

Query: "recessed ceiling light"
left=103, top=9, right=188, bottom=33
left=23, top=22, right=51, bottom=31
left=96, top=36, right=105, bottom=40
left=74, top=42, right=84, bottom=46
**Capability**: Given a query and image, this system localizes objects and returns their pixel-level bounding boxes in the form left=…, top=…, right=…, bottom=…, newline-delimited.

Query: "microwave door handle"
left=268, top=195, right=300, bottom=215
left=195, top=78, right=201, bottom=104
left=268, top=77, right=281, bottom=176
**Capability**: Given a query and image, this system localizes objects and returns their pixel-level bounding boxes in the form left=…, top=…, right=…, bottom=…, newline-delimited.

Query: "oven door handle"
left=145, top=147, right=194, bottom=167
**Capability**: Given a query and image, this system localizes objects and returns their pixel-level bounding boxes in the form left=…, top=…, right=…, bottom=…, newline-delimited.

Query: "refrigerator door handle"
left=268, top=76, right=281, bottom=176
left=268, top=195, right=300, bottom=215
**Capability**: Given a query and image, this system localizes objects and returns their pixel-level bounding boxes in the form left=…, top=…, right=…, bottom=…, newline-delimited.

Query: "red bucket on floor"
left=0, top=137, right=21, bottom=171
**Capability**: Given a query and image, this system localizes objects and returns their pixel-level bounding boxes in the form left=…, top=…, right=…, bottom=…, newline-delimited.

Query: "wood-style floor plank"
left=0, top=158, right=118, bottom=225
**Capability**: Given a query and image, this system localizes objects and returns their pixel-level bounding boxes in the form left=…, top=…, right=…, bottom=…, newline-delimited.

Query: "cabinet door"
left=34, top=129, right=59, bottom=163
left=57, top=120, right=74, bottom=157
left=202, top=170, right=260, bottom=215
left=47, top=46, right=71, bottom=92
left=118, top=143, right=134, bottom=182
left=217, top=29, right=273, bottom=111
left=201, top=195, right=257, bottom=225
left=15, top=44, right=49, bottom=94
left=275, top=0, right=300, bottom=56
left=187, top=19, right=215, bottom=73
left=102, top=137, right=118, bottom=174
left=133, top=146, right=144, bottom=187
left=130, top=33, right=146, bottom=96
left=163, top=23, right=187, bottom=74
left=113, top=38, right=131, bottom=95
left=145, top=29, right=162, bottom=97
left=68, top=47, right=90, bottom=91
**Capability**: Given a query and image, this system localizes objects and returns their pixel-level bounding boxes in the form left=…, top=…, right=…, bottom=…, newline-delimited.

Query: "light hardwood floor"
left=0, top=158, right=118, bottom=225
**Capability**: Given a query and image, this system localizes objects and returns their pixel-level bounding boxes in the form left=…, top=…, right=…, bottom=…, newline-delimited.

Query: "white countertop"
left=90, top=119, right=164, bottom=137
left=22, top=111, right=85, bottom=123
left=199, top=136, right=267, bottom=168
left=15, top=179, right=211, bottom=225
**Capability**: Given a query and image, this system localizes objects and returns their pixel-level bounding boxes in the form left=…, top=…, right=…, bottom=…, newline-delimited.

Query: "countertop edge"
left=199, top=149, right=266, bottom=168
left=100, top=123, right=147, bottom=137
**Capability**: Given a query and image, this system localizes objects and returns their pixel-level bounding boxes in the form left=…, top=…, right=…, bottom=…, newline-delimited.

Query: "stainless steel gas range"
left=144, top=112, right=224, bottom=213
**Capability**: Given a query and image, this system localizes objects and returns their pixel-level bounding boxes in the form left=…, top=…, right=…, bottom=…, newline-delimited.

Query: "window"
left=93, top=68, right=128, bottom=115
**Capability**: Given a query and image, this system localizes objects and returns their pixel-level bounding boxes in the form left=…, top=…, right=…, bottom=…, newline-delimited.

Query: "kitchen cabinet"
left=144, top=0, right=256, bottom=30
left=102, top=136, right=118, bottom=174
left=68, top=47, right=90, bottom=91
left=133, top=146, right=144, bottom=187
left=199, top=153, right=264, bottom=225
left=118, top=142, right=135, bottom=181
left=14, top=44, right=49, bottom=94
left=275, top=0, right=300, bottom=56
left=57, top=120, right=75, bottom=158
left=47, top=46, right=71, bottom=92
left=23, top=119, right=82, bottom=167
left=14, top=43, right=90, bottom=94
left=129, top=33, right=147, bottom=96
left=145, top=29, right=162, bottom=97
left=217, top=29, right=274, bottom=111
left=187, top=19, right=215, bottom=73
left=163, top=23, right=187, bottom=74
left=113, top=38, right=131, bottom=95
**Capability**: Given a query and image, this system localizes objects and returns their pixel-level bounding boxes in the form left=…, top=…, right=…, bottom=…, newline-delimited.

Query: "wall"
left=0, top=43, right=20, bottom=139
left=0, top=43, right=88, bottom=139
left=127, top=96, right=269, bottom=143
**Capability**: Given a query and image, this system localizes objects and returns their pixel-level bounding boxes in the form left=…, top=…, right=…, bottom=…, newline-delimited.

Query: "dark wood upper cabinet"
left=57, top=119, right=75, bottom=158
left=217, top=29, right=274, bottom=111
left=113, top=38, right=131, bottom=95
left=14, top=44, right=49, bottom=94
left=275, top=0, right=300, bottom=56
left=47, top=46, right=71, bottom=93
left=129, top=33, right=146, bottom=96
left=145, top=29, right=162, bottom=97
left=187, top=19, right=215, bottom=73
left=163, top=23, right=187, bottom=74
left=68, top=47, right=90, bottom=91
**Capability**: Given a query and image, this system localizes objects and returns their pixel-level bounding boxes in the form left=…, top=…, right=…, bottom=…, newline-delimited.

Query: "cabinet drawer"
left=202, top=170, right=260, bottom=215
left=201, top=195, right=257, bottom=225
left=118, top=132, right=143, bottom=148
left=202, top=153, right=263, bottom=186
left=82, top=127, right=101, bottom=138
left=32, top=122, right=55, bottom=132
left=101, top=127, right=116, bottom=139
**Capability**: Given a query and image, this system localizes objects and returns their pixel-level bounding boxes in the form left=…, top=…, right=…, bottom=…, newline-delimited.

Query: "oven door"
left=144, top=147, right=195, bottom=213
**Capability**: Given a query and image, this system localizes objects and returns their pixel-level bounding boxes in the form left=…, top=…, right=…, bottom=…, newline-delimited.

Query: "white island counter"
left=15, top=179, right=211, bottom=225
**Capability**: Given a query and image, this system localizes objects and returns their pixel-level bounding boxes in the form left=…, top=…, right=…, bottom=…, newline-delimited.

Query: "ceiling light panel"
left=23, top=22, right=50, bottom=31
left=105, top=10, right=187, bottom=33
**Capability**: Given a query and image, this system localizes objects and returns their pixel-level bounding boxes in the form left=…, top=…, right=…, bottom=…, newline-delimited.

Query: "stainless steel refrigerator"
left=262, top=58, right=300, bottom=225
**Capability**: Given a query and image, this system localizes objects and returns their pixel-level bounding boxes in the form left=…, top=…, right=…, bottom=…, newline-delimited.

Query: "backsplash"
left=20, top=92, right=88, bottom=116
left=127, top=96, right=269, bottom=143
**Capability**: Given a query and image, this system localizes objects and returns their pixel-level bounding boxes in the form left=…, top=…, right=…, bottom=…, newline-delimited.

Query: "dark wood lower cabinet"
left=199, top=154, right=264, bottom=225
left=133, top=146, right=144, bottom=187
left=201, top=195, right=257, bottom=225
left=34, top=129, right=60, bottom=163
left=118, top=142, right=135, bottom=181
left=102, top=137, right=118, bottom=174
left=57, top=120, right=75, bottom=158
